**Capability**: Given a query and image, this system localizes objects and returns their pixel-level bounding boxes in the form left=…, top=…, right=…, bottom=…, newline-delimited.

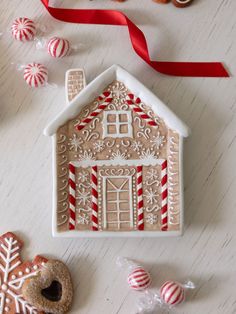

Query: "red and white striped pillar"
left=91, top=166, right=99, bottom=231
left=161, top=160, right=168, bottom=231
left=76, top=91, right=113, bottom=131
left=137, top=166, right=144, bottom=230
left=68, top=163, right=76, bottom=230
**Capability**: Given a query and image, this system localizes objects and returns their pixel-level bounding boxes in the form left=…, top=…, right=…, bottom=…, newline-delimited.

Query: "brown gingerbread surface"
left=0, top=232, right=47, bottom=314
left=56, top=80, right=181, bottom=233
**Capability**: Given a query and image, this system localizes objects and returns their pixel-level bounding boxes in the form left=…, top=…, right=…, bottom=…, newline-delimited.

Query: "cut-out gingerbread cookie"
left=44, top=65, right=190, bottom=237
left=0, top=232, right=47, bottom=314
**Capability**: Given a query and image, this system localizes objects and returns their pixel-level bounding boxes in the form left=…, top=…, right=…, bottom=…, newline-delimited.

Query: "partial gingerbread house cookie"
left=0, top=232, right=47, bottom=314
left=44, top=65, right=190, bottom=237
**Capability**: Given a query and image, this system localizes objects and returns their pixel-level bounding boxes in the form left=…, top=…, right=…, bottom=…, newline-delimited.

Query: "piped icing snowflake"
left=68, top=134, right=83, bottom=151
left=146, top=213, right=158, bottom=225
left=144, top=187, right=159, bottom=205
left=0, top=232, right=47, bottom=314
left=77, top=170, right=89, bottom=183
left=93, top=140, right=105, bottom=153
left=150, top=132, right=165, bottom=149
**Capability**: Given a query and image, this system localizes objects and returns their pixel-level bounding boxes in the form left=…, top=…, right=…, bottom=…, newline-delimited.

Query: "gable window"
left=103, top=110, right=133, bottom=138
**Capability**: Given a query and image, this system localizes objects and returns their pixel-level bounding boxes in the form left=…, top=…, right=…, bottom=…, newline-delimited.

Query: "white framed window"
left=103, top=110, right=133, bottom=138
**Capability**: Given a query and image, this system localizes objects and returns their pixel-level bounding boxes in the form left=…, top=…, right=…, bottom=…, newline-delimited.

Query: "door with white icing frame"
left=102, top=176, right=133, bottom=231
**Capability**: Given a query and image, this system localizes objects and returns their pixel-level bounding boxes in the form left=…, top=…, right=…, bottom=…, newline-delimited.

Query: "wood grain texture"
left=0, top=0, right=236, bottom=313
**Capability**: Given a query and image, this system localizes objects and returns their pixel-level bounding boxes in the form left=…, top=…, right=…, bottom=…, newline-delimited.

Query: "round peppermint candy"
left=127, top=267, right=151, bottom=291
left=23, top=63, right=48, bottom=88
left=160, top=281, right=185, bottom=306
left=11, top=17, right=36, bottom=42
left=47, top=37, right=70, bottom=58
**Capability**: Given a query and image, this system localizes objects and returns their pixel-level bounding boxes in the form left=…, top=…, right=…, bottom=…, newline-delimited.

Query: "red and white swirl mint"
left=11, top=17, right=36, bottom=42
left=23, top=63, right=48, bottom=88
left=47, top=37, right=70, bottom=58
left=160, top=281, right=185, bottom=306
left=127, top=267, right=151, bottom=291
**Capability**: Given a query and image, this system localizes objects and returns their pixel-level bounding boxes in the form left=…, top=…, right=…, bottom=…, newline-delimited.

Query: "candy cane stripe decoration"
left=91, top=166, right=99, bottom=231
left=11, top=17, right=36, bottom=42
left=137, top=166, right=144, bottom=230
left=76, top=91, right=113, bottom=131
left=161, top=160, right=168, bottom=231
left=126, top=94, right=158, bottom=127
left=69, top=163, right=76, bottom=230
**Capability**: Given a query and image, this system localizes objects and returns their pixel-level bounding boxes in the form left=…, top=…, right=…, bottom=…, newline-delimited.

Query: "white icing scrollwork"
left=57, top=134, right=67, bottom=144
left=168, top=134, right=180, bottom=225
left=58, top=202, right=69, bottom=213
left=137, top=128, right=151, bottom=140
left=121, top=139, right=131, bottom=148
left=134, top=116, right=146, bottom=129
left=99, top=168, right=136, bottom=177
left=145, top=205, right=160, bottom=213
left=57, top=215, right=68, bottom=226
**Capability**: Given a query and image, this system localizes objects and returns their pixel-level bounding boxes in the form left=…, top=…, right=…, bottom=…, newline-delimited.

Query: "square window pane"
left=120, top=212, right=130, bottom=221
left=107, top=125, right=117, bottom=134
left=107, top=114, right=116, bottom=123
left=119, top=114, right=128, bottom=122
left=106, top=203, right=117, bottom=211
left=119, top=191, right=128, bottom=201
left=120, top=124, right=128, bottom=134
left=120, top=202, right=129, bottom=210
left=107, top=212, right=118, bottom=221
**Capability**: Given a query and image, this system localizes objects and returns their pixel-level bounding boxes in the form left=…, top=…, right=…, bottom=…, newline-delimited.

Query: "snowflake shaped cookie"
left=0, top=232, right=47, bottom=314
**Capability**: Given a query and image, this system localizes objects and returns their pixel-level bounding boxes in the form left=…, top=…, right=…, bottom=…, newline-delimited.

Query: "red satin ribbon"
left=41, top=0, right=229, bottom=77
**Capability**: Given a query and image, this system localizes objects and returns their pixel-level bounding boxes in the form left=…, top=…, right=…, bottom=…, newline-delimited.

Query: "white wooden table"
left=0, top=0, right=236, bottom=313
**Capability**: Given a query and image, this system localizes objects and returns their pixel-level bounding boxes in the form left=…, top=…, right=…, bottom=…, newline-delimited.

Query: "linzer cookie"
left=22, top=260, right=73, bottom=314
left=44, top=65, right=190, bottom=237
left=0, top=232, right=47, bottom=314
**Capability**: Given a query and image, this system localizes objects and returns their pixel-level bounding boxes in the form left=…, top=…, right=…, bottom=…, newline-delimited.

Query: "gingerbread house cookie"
left=44, top=65, right=190, bottom=237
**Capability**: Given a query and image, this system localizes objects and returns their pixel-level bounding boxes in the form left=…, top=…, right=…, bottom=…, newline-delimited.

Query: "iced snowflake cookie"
left=22, top=260, right=73, bottom=314
left=44, top=65, right=190, bottom=237
left=0, top=232, right=47, bottom=314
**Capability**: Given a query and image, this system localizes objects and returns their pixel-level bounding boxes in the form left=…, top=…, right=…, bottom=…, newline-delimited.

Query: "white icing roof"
left=44, top=64, right=190, bottom=137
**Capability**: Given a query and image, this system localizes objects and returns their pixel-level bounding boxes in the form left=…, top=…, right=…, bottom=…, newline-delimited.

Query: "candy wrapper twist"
left=116, top=257, right=195, bottom=313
